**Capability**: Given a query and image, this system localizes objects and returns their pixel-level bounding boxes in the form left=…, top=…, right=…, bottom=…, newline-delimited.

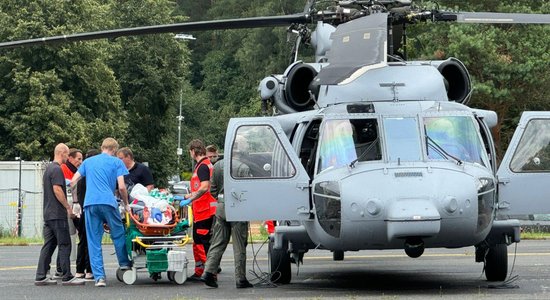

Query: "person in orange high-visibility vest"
left=184, top=139, right=217, bottom=280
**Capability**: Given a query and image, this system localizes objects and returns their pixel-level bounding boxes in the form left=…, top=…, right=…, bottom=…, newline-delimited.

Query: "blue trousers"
left=85, top=204, right=130, bottom=281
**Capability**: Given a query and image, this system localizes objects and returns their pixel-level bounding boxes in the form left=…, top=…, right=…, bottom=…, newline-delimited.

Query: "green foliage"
left=409, top=0, right=550, bottom=158
left=0, top=0, right=548, bottom=185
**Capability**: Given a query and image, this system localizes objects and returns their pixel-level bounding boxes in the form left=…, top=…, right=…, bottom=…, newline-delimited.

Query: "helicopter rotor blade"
left=439, top=12, right=550, bottom=24
left=0, top=14, right=309, bottom=49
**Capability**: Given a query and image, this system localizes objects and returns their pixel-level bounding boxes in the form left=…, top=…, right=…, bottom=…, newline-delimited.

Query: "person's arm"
left=53, top=185, right=75, bottom=219
left=69, top=171, right=82, bottom=203
left=117, top=175, right=129, bottom=211
left=184, top=164, right=210, bottom=201
left=185, top=181, right=210, bottom=202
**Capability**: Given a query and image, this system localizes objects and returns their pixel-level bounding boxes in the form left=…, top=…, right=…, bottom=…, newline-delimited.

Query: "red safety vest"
left=190, top=157, right=217, bottom=222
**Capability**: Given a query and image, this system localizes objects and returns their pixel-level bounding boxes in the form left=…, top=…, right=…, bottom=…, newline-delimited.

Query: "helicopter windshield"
left=423, top=116, right=487, bottom=165
left=317, top=118, right=381, bottom=173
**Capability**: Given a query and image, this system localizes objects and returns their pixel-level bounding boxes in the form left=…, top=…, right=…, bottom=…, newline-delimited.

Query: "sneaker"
left=95, top=278, right=106, bottom=287
left=119, top=265, right=132, bottom=271
left=62, top=276, right=86, bottom=286
left=35, top=277, right=57, bottom=286
left=52, top=272, right=63, bottom=279
left=74, top=273, right=85, bottom=279
left=84, top=273, right=94, bottom=281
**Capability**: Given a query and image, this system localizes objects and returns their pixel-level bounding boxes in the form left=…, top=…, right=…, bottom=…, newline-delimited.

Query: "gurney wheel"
left=122, top=267, right=137, bottom=285
left=168, top=271, right=186, bottom=285
left=116, top=268, right=124, bottom=282
left=167, top=271, right=175, bottom=282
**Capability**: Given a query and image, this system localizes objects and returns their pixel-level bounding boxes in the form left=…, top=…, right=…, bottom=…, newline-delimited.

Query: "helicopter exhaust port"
left=404, top=237, right=425, bottom=258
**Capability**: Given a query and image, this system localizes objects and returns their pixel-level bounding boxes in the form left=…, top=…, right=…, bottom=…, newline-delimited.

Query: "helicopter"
left=1, top=0, right=549, bottom=285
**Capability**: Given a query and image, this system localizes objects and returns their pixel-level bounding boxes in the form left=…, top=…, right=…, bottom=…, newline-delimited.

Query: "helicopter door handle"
left=296, top=182, right=309, bottom=190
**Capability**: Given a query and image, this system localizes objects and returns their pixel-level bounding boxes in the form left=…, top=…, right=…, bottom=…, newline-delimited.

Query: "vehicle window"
left=317, top=118, right=381, bottom=173
left=231, top=125, right=296, bottom=179
left=383, top=117, right=422, bottom=162
left=424, top=116, right=487, bottom=165
left=509, top=119, right=550, bottom=172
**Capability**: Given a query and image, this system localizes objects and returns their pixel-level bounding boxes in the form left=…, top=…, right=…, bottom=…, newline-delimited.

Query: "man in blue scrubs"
left=71, top=137, right=131, bottom=287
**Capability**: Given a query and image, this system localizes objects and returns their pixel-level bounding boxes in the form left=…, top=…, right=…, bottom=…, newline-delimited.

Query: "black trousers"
left=74, top=214, right=91, bottom=274
left=36, top=219, right=73, bottom=281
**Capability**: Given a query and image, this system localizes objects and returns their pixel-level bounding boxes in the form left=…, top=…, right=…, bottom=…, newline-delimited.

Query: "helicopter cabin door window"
left=509, top=119, right=550, bottom=172
left=383, top=117, right=422, bottom=162
left=231, top=125, right=296, bottom=179
left=317, top=118, right=381, bottom=173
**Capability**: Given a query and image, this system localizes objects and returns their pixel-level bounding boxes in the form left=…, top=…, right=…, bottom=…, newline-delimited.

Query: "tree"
left=108, top=0, right=190, bottom=186
left=0, top=0, right=126, bottom=160
left=409, top=0, right=550, bottom=158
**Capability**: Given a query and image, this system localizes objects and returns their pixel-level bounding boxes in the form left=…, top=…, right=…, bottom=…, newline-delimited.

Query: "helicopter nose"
left=386, top=198, right=441, bottom=241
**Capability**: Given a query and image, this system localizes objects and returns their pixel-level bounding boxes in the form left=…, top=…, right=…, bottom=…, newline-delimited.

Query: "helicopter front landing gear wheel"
left=268, top=236, right=291, bottom=284
left=484, top=243, right=508, bottom=281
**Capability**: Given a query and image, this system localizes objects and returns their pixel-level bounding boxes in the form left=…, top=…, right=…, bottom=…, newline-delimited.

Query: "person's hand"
left=180, top=199, right=192, bottom=207
left=173, top=195, right=185, bottom=201
left=67, top=207, right=76, bottom=219
left=124, top=204, right=131, bottom=212
left=72, top=203, right=82, bottom=218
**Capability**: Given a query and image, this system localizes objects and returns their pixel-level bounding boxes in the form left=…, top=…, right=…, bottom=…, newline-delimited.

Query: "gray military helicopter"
left=1, top=0, right=549, bottom=285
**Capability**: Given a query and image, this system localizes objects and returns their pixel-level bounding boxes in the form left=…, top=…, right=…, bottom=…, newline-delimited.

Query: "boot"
left=236, top=279, right=253, bottom=289
left=201, top=272, right=218, bottom=288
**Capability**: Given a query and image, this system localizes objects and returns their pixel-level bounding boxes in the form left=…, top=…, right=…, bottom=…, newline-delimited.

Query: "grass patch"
left=521, top=231, right=550, bottom=240
left=0, top=236, right=43, bottom=245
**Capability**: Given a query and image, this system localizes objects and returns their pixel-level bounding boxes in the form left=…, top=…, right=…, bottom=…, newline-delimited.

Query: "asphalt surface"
left=1, top=240, right=550, bottom=299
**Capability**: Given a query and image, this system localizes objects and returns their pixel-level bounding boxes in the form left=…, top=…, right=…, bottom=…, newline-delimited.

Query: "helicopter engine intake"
left=435, top=58, right=472, bottom=104
left=275, top=62, right=319, bottom=113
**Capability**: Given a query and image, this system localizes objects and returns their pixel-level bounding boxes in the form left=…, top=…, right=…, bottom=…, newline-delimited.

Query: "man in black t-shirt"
left=116, top=147, right=154, bottom=191
left=35, top=143, right=84, bottom=286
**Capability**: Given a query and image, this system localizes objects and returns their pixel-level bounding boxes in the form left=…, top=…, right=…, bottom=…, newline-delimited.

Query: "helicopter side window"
left=509, top=119, right=550, bottom=172
left=231, top=125, right=296, bottom=179
left=299, top=120, right=322, bottom=177
left=350, top=119, right=382, bottom=162
left=317, top=120, right=356, bottom=173
left=423, top=116, right=487, bottom=165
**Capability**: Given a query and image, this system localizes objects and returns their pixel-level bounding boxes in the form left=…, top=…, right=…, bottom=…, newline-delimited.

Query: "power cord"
left=247, top=222, right=277, bottom=287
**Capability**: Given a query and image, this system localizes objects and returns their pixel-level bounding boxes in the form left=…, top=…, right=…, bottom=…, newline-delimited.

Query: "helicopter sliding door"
left=497, top=112, right=550, bottom=215
left=224, top=118, right=311, bottom=221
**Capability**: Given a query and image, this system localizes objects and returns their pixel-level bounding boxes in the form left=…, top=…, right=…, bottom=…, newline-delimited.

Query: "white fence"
left=0, top=161, right=46, bottom=238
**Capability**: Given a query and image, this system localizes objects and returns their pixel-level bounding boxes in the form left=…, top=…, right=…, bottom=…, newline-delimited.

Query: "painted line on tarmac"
left=3, top=252, right=550, bottom=271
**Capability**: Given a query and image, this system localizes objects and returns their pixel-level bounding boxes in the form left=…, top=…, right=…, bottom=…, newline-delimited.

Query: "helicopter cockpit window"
left=509, top=119, right=550, bottom=172
left=383, top=117, right=422, bottom=162
left=231, top=125, right=296, bottom=179
left=317, top=118, right=381, bottom=173
left=423, top=116, right=487, bottom=165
